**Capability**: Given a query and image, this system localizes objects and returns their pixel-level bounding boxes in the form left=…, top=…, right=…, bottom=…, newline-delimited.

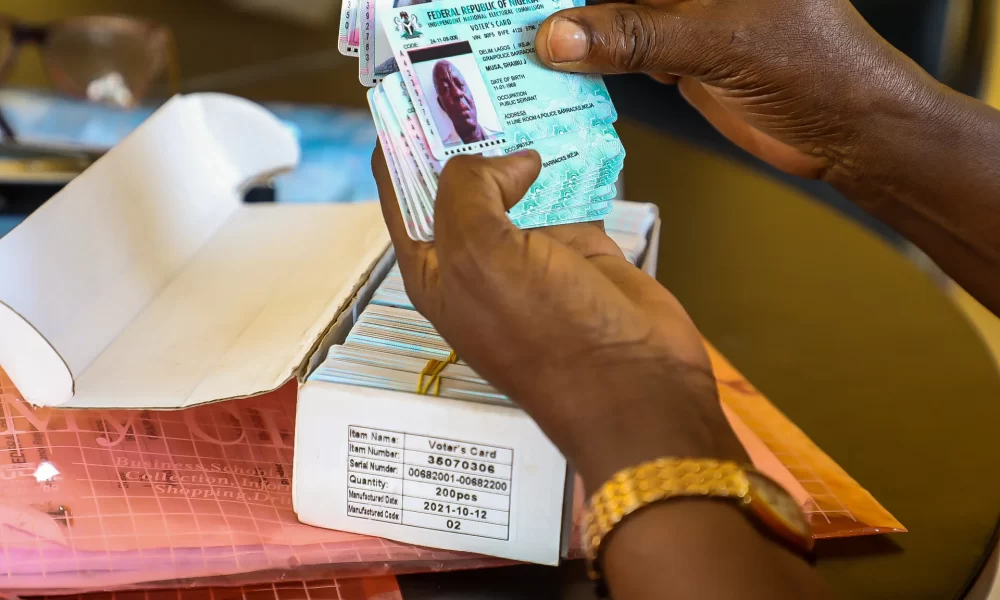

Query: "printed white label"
left=347, top=426, right=512, bottom=540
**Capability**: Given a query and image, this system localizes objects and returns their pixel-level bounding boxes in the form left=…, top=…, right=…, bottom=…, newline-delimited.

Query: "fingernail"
left=510, top=149, right=534, bottom=157
left=546, top=19, right=588, bottom=63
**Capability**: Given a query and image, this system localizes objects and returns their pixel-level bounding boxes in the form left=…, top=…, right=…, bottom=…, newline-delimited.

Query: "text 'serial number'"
left=427, top=455, right=496, bottom=474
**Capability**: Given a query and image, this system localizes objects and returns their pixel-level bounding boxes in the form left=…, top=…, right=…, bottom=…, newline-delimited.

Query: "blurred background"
left=0, top=0, right=994, bottom=238
left=0, top=0, right=995, bottom=229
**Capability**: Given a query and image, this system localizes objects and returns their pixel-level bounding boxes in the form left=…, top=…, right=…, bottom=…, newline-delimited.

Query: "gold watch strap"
left=582, top=458, right=752, bottom=581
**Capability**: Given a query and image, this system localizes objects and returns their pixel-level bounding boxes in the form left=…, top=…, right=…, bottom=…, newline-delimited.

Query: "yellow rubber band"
left=417, top=358, right=448, bottom=395
left=417, top=361, right=434, bottom=394
left=416, top=352, right=460, bottom=396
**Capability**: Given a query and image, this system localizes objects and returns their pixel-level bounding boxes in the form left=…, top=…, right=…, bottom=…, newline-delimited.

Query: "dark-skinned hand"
left=535, top=0, right=941, bottom=182
left=372, top=146, right=746, bottom=490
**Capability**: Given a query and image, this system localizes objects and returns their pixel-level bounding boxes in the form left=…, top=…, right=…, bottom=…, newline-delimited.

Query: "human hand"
left=372, top=146, right=747, bottom=490
left=535, top=0, right=941, bottom=180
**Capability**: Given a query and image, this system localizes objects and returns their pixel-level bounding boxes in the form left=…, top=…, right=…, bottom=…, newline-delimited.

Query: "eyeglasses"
left=0, top=15, right=179, bottom=142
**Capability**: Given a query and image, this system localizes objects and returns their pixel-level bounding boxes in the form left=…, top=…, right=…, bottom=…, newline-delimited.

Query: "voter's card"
left=382, top=0, right=616, bottom=159
left=364, top=0, right=456, bottom=84
left=362, top=0, right=406, bottom=85
left=340, top=0, right=363, bottom=55
left=368, top=88, right=427, bottom=240
left=360, top=0, right=383, bottom=85
left=378, top=72, right=623, bottom=197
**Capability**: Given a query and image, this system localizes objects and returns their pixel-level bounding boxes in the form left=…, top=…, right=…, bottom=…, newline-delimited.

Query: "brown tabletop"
left=398, top=119, right=1000, bottom=599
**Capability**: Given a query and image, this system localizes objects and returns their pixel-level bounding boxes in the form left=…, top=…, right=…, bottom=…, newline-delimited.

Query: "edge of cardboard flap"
left=0, top=300, right=74, bottom=406
left=641, top=210, right=661, bottom=278
left=298, top=246, right=397, bottom=382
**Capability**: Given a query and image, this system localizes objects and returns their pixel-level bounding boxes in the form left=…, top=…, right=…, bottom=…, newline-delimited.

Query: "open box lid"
left=0, top=93, right=390, bottom=409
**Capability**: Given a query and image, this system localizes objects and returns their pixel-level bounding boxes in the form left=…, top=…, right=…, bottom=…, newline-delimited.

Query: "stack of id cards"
left=338, top=0, right=624, bottom=240
left=309, top=201, right=657, bottom=400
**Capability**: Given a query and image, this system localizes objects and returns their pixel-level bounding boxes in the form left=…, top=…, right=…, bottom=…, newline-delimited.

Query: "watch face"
left=745, top=471, right=810, bottom=539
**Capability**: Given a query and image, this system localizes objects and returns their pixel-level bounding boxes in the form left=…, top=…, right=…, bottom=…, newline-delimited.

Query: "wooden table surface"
left=400, top=89, right=1000, bottom=599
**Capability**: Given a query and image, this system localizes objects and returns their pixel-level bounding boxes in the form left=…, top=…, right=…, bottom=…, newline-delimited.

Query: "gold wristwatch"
left=583, top=458, right=813, bottom=592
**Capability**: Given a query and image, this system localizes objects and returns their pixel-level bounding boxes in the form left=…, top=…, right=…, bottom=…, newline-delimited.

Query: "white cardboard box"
left=294, top=384, right=572, bottom=565
left=0, top=92, right=660, bottom=564
left=291, top=216, right=661, bottom=565
left=0, top=93, right=390, bottom=410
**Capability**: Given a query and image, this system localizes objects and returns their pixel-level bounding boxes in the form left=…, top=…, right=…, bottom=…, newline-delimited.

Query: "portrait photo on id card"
left=410, top=42, right=503, bottom=148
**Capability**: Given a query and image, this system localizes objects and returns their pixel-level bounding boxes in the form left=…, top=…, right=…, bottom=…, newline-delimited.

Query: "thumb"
left=536, top=4, right=709, bottom=76
left=434, top=151, right=542, bottom=265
